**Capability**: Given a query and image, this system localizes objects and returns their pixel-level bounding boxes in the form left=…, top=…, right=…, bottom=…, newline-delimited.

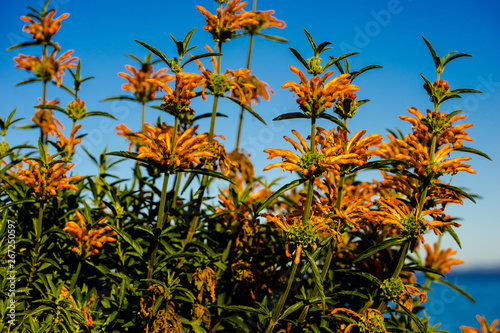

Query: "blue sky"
left=1, top=0, right=499, bottom=274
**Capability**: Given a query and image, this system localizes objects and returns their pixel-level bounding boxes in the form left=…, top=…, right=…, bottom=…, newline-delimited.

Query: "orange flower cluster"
left=60, top=286, right=97, bottom=326
left=282, top=66, right=359, bottom=116
left=250, top=10, right=286, bottom=31
left=32, top=98, right=63, bottom=138
left=196, top=0, right=258, bottom=42
left=54, top=124, right=82, bottom=158
left=263, top=127, right=381, bottom=179
left=116, top=123, right=143, bottom=152
left=149, top=72, right=204, bottom=122
left=63, top=211, right=117, bottom=256
left=21, top=9, right=69, bottom=42
left=461, top=316, right=500, bottom=333
left=16, top=156, right=82, bottom=200
left=136, top=124, right=214, bottom=173
left=118, top=64, right=173, bottom=103
left=424, top=242, right=464, bottom=275
left=372, top=196, right=459, bottom=242
left=195, top=45, right=272, bottom=106
left=14, top=48, right=77, bottom=85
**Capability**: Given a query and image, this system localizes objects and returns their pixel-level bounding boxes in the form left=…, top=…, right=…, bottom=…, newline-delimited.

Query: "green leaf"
left=279, top=301, right=304, bottom=321
left=449, top=88, right=483, bottom=95
left=219, top=305, right=268, bottom=316
left=304, top=250, right=326, bottom=311
left=442, top=52, right=472, bottom=68
left=350, top=159, right=403, bottom=173
left=303, top=29, right=318, bottom=53
left=432, top=183, right=476, bottom=203
left=135, top=40, right=172, bottom=68
left=422, top=36, right=440, bottom=70
left=85, top=111, right=118, bottom=120
left=334, top=269, right=382, bottom=285
left=256, top=33, right=289, bottom=43
left=350, top=65, right=383, bottom=81
left=0, top=198, right=36, bottom=211
left=402, top=264, right=445, bottom=278
left=181, top=52, right=220, bottom=68
left=454, top=146, right=491, bottom=161
left=180, top=167, right=234, bottom=184
left=101, top=95, right=137, bottom=102
left=109, top=225, right=143, bottom=259
left=300, top=235, right=332, bottom=274
left=354, top=237, right=406, bottom=263
left=289, top=47, right=310, bottom=70
left=444, top=225, right=461, bottom=249
left=395, top=301, right=428, bottom=332
left=15, top=78, right=42, bottom=86
left=221, top=96, right=267, bottom=125
left=318, top=113, right=349, bottom=132
left=435, top=279, right=476, bottom=303
left=316, top=41, right=333, bottom=54
left=255, top=178, right=306, bottom=214
left=273, top=112, right=309, bottom=121
left=6, top=41, right=40, bottom=51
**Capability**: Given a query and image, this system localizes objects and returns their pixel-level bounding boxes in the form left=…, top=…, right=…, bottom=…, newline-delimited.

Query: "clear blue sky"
left=1, top=0, right=499, bottom=273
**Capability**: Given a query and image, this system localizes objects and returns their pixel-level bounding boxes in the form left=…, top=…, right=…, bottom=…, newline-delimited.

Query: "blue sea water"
left=423, top=272, right=500, bottom=332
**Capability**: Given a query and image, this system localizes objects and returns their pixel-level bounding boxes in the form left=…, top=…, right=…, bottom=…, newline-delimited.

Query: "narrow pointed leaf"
left=85, top=111, right=118, bottom=120
left=303, top=29, right=317, bottom=52
left=0, top=199, right=36, bottom=211
left=396, top=302, right=428, bottom=332
left=135, top=40, right=172, bottom=67
left=442, top=52, right=472, bottom=68
left=273, top=112, right=309, bottom=121
left=279, top=301, right=305, bottom=321
left=256, top=178, right=306, bottom=214
left=402, top=264, right=446, bottom=278
left=350, top=159, right=404, bottom=173
left=109, top=225, right=143, bottom=258
left=181, top=52, right=220, bottom=68
left=316, top=41, right=332, bottom=54
left=102, top=96, right=137, bottom=102
left=192, top=112, right=227, bottom=122
left=256, top=33, right=289, bottom=43
left=422, top=36, right=440, bottom=70
left=15, top=78, right=41, bottom=86
left=435, top=279, right=476, bottom=303
left=180, top=167, right=234, bottom=184
left=335, top=269, right=382, bottom=285
left=444, top=225, right=461, bottom=249
left=318, top=113, right=349, bottom=132
left=449, top=88, right=483, bottom=95
left=350, top=65, right=383, bottom=81
left=354, top=237, right=406, bottom=263
left=221, top=96, right=267, bottom=125
left=432, top=183, right=476, bottom=203
left=182, top=28, right=197, bottom=50
left=35, top=104, right=68, bottom=114
left=304, top=250, right=326, bottom=311
left=289, top=47, right=310, bottom=70
left=6, top=41, right=40, bottom=51
left=454, top=146, right=491, bottom=161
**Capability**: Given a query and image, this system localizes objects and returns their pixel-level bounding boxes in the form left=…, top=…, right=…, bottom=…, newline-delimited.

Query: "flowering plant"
left=0, top=1, right=496, bottom=332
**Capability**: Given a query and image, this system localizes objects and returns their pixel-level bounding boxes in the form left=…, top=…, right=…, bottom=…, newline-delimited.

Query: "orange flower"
left=424, top=242, right=464, bottom=275
left=60, top=286, right=97, bottom=326
left=192, top=267, right=217, bottom=303
left=263, top=127, right=381, bottom=179
left=149, top=72, right=204, bottom=123
left=373, top=196, right=459, bottom=242
left=194, top=45, right=272, bottom=106
left=118, top=64, right=173, bottom=103
left=21, top=9, right=69, bottom=42
left=196, top=0, right=258, bottom=42
left=201, top=137, right=237, bottom=176
left=14, top=48, right=77, bottom=85
left=281, top=65, right=359, bottom=116
left=377, top=133, right=476, bottom=177
left=63, top=211, right=117, bottom=256
left=136, top=124, right=214, bottom=173
left=461, top=315, right=500, bottom=333
left=16, top=156, right=82, bottom=200
left=399, top=107, right=473, bottom=148
left=116, top=123, right=144, bottom=152
left=244, top=10, right=286, bottom=34
left=32, top=98, right=63, bottom=138
left=54, top=124, right=82, bottom=158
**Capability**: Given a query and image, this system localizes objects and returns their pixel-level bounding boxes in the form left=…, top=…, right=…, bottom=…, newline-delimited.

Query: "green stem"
left=235, top=26, right=256, bottom=150
left=27, top=203, right=45, bottom=290
left=69, top=260, right=82, bottom=291
left=147, top=173, right=170, bottom=280
left=265, top=261, right=298, bottom=333
left=141, top=102, right=146, bottom=133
